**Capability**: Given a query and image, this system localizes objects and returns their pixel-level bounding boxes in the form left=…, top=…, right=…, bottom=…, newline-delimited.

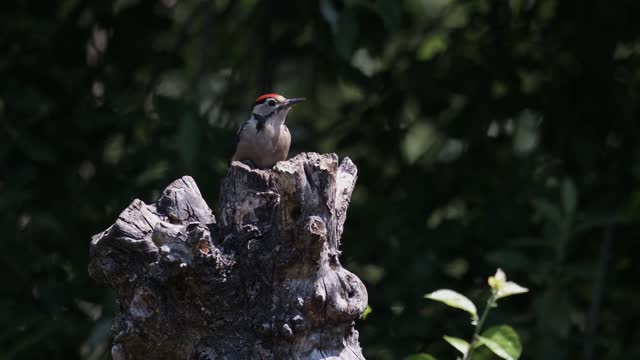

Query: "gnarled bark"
left=89, top=152, right=367, bottom=359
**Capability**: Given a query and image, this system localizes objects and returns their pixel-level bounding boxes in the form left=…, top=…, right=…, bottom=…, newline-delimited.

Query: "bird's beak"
left=282, top=98, right=306, bottom=108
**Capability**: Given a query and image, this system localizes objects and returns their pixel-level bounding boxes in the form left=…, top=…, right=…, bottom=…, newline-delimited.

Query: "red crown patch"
left=255, top=93, right=282, bottom=102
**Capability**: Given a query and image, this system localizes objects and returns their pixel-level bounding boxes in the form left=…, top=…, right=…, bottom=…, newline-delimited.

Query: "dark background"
left=1, top=0, right=640, bottom=359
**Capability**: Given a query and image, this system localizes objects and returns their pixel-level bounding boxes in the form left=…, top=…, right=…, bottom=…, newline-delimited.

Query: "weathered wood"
left=89, top=152, right=367, bottom=359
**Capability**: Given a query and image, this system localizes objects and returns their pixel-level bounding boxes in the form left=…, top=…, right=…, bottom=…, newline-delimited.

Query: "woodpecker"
left=231, top=93, right=305, bottom=169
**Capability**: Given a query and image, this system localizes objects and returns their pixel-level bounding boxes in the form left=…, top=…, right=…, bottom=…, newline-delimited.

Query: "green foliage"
left=442, top=336, right=470, bottom=356
left=488, top=269, right=529, bottom=300
left=425, top=289, right=478, bottom=322
left=2, top=0, right=640, bottom=359
left=362, top=305, right=373, bottom=320
left=418, top=269, right=527, bottom=360
left=477, top=326, right=522, bottom=360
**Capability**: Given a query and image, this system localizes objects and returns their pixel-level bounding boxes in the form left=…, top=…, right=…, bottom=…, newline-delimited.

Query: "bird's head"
left=251, top=93, right=305, bottom=124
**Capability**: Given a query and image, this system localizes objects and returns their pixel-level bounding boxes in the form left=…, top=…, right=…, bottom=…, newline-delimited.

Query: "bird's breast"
left=256, top=124, right=288, bottom=152
left=234, top=120, right=290, bottom=169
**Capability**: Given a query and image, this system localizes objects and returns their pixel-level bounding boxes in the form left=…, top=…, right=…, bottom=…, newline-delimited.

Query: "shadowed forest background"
left=2, top=0, right=640, bottom=359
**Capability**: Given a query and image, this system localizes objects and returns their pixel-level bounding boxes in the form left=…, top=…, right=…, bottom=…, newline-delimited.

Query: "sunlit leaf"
left=425, top=289, right=478, bottom=321
left=443, top=335, right=469, bottom=356
left=488, top=269, right=529, bottom=299
left=477, top=325, right=522, bottom=360
left=362, top=305, right=373, bottom=320
left=496, top=282, right=528, bottom=299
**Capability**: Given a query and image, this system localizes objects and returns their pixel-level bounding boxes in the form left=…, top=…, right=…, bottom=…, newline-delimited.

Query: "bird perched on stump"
left=231, top=93, right=305, bottom=169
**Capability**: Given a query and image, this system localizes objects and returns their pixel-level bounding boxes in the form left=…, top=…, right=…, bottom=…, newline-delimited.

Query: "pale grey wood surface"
left=89, top=153, right=367, bottom=359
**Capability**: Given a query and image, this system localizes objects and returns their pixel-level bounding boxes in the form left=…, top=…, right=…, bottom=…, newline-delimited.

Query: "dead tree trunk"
left=89, top=153, right=368, bottom=359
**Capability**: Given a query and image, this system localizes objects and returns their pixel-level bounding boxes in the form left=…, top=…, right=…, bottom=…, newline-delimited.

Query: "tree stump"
left=89, top=152, right=368, bottom=359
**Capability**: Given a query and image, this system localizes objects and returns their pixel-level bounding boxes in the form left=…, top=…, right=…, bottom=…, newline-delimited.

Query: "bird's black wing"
left=236, top=115, right=266, bottom=143
left=235, top=120, right=250, bottom=143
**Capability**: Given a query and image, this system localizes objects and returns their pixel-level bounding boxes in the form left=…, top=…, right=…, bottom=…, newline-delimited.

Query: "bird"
left=231, top=93, right=305, bottom=169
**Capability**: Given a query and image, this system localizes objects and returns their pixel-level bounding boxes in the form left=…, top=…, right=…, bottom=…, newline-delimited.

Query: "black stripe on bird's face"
left=252, top=113, right=268, bottom=133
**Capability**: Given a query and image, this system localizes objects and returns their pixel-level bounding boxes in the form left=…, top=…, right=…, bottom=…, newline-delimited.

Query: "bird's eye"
left=267, top=99, right=276, bottom=107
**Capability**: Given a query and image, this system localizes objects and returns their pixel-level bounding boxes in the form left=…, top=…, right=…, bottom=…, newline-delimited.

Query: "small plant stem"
left=463, top=293, right=497, bottom=360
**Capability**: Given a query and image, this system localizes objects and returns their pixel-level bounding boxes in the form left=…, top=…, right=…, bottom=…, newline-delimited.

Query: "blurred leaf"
left=538, top=0, right=556, bottom=20
left=335, top=8, right=358, bottom=60
left=531, top=198, right=562, bottom=224
left=518, top=71, right=542, bottom=95
left=477, top=325, right=522, bottom=360
left=351, top=48, right=384, bottom=77
left=375, top=0, right=402, bottom=30
left=443, top=335, right=469, bottom=356
left=444, top=5, right=468, bottom=29
left=135, top=161, right=170, bottom=186
left=509, top=0, right=524, bottom=14
left=320, top=0, right=338, bottom=33
left=425, top=289, right=478, bottom=321
left=444, top=257, right=469, bottom=279
left=404, top=0, right=452, bottom=21
left=80, top=319, right=111, bottom=359
left=402, top=122, right=439, bottom=163
left=561, top=178, right=577, bottom=215
left=417, top=33, right=448, bottom=61
left=103, top=134, right=125, bottom=165
left=405, top=353, right=437, bottom=360
left=361, top=264, right=385, bottom=284
left=613, top=42, right=640, bottom=60
left=512, top=110, right=540, bottom=153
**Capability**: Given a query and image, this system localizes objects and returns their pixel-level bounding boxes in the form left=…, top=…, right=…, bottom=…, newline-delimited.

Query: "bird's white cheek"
left=275, top=109, right=291, bottom=124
